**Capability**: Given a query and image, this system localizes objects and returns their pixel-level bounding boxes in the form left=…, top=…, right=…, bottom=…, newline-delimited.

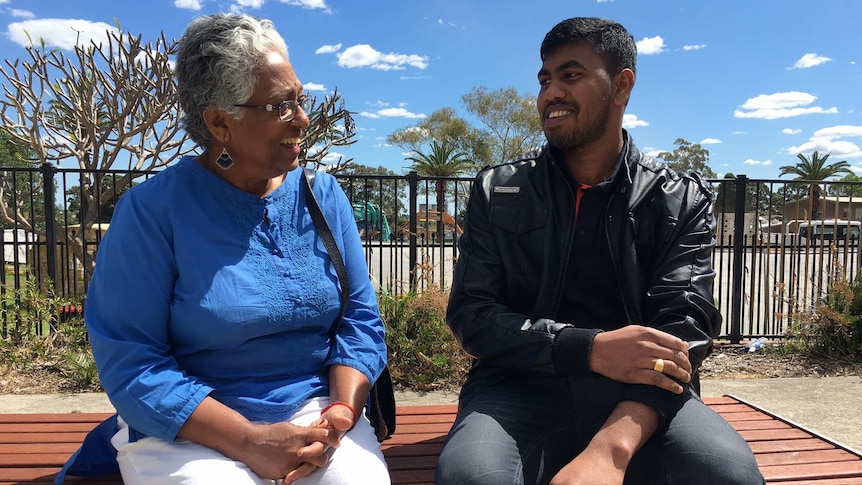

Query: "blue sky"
left=0, top=0, right=860, bottom=180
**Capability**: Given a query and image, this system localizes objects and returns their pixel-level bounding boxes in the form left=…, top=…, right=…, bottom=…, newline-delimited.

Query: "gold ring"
left=653, top=359, right=665, bottom=373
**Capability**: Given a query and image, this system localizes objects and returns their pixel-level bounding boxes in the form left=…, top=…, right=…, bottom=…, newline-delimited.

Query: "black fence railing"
left=3, top=162, right=862, bottom=343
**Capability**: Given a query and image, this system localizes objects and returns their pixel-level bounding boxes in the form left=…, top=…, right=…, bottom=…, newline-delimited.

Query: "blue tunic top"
left=85, top=157, right=387, bottom=442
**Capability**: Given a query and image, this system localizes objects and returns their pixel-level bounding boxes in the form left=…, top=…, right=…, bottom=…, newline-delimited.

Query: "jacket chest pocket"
left=489, top=205, right=547, bottom=273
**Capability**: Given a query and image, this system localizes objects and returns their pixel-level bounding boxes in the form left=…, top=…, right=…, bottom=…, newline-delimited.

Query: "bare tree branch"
left=0, top=27, right=192, bottom=278
left=301, top=88, right=357, bottom=174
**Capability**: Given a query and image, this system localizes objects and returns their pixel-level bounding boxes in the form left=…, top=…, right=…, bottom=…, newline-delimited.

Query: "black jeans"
left=435, top=373, right=764, bottom=485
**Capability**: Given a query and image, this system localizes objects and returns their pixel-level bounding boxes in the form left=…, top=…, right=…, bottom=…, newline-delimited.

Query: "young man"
left=435, top=17, right=764, bottom=485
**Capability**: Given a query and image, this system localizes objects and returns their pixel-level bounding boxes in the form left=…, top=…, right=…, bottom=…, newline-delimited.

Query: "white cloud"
left=734, top=91, right=839, bottom=119
left=303, top=82, right=326, bottom=91
left=787, top=125, right=862, bottom=159
left=636, top=36, right=665, bottom=55
left=321, top=150, right=343, bottom=163
left=782, top=128, right=802, bottom=135
left=744, top=159, right=773, bottom=165
left=8, top=9, right=35, bottom=19
left=6, top=19, right=119, bottom=50
left=682, top=44, right=706, bottom=51
left=235, top=0, right=264, bottom=7
left=174, top=0, right=202, bottom=9
left=0, top=0, right=10, bottom=3
left=645, top=149, right=664, bottom=158
left=731, top=131, right=747, bottom=135
left=231, top=0, right=329, bottom=9
left=360, top=108, right=426, bottom=119
left=436, top=18, right=459, bottom=28
left=700, top=138, right=722, bottom=144
left=336, top=44, right=428, bottom=70
left=280, top=0, right=330, bottom=10
left=793, top=53, right=832, bottom=69
left=315, top=43, right=342, bottom=54
left=622, top=113, right=648, bottom=128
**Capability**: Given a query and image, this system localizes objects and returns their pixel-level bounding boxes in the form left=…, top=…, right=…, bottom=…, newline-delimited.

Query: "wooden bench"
left=1, top=396, right=861, bottom=484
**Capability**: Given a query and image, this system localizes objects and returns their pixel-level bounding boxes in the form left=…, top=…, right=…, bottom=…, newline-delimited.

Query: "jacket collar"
left=545, top=129, right=634, bottom=189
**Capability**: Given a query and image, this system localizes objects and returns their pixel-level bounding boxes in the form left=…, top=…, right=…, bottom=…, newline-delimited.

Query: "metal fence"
left=3, top=163, right=862, bottom=343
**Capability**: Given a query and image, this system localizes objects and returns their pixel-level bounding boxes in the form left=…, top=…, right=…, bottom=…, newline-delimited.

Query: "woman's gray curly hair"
left=175, top=13, right=289, bottom=147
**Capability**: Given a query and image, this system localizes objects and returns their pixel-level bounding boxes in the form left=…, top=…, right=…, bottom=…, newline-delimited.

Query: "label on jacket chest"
left=493, top=186, right=521, bottom=194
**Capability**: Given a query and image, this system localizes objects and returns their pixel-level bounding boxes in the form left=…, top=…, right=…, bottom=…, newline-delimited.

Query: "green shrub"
left=0, top=280, right=98, bottom=390
left=788, top=263, right=862, bottom=360
left=378, top=285, right=471, bottom=391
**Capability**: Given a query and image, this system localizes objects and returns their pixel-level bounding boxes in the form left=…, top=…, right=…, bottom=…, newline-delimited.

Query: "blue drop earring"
left=215, top=148, right=234, bottom=170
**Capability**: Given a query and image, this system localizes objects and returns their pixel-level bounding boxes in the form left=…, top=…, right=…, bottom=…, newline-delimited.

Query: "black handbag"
left=302, top=168, right=396, bottom=442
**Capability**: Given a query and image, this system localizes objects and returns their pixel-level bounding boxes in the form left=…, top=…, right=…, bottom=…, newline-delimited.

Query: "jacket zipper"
left=550, top=164, right=577, bottom=318
left=604, top=188, right=635, bottom=324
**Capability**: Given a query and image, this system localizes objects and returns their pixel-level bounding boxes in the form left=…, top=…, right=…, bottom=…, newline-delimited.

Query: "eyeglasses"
left=234, top=95, right=312, bottom=122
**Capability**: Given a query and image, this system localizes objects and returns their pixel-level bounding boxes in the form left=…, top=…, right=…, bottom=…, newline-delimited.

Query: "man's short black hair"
left=540, top=17, right=637, bottom=77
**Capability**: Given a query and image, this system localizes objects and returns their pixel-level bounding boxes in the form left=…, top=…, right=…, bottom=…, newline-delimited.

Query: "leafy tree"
left=387, top=107, right=492, bottom=171
left=462, top=86, right=544, bottom=165
left=406, top=141, right=473, bottom=244
left=779, top=151, right=852, bottom=219
left=65, top=175, right=137, bottom=225
left=656, top=138, right=717, bottom=178
left=0, top=130, right=43, bottom=231
left=340, top=164, right=406, bottom=240
left=713, top=173, right=772, bottom=214
left=388, top=86, right=543, bottom=173
left=829, top=173, right=862, bottom=198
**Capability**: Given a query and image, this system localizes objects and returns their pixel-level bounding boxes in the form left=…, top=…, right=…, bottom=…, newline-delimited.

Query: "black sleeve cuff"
left=552, top=327, right=603, bottom=376
left=619, top=383, right=688, bottom=431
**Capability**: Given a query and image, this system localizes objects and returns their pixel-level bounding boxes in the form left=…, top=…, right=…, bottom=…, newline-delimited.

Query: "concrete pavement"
left=1, top=376, right=859, bottom=453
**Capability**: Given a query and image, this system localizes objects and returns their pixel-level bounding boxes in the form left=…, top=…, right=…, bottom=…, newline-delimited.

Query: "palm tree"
left=779, top=151, right=852, bottom=220
left=406, top=140, right=473, bottom=244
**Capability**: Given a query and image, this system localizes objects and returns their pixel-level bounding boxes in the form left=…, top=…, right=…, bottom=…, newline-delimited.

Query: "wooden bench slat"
left=385, top=455, right=440, bottom=471
left=0, top=444, right=80, bottom=454
left=760, top=460, right=862, bottom=481
left=767, top=479, right=862, bottom=485
left=728, top=419, right=792, bottom=431
left=380, top=443, right=444, bottom=457
left=755, top=449, right=861, bottom=467
left=722, top=411, right=788, bottom=422
left=738, top=428, right=814, bottom=441
left=0, top=396, right=859, bottom=484
left=749, top=438, right=837, bottom=454
left=0, top=414, right=113, bottom=424
left=0, top=432, right=91, bottom=445
left=0, top=423, right=108, bottom=433
left=0, top=454, right=75, bottom=467
left=388, top=469, right=435, bottom=484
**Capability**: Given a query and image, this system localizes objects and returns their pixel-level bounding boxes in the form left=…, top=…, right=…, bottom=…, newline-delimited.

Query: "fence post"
left=408, top=171, right=419, bottom=292
left=40, top=162, right=58, bottom=292
left=729, top=174, right=748, bottom=344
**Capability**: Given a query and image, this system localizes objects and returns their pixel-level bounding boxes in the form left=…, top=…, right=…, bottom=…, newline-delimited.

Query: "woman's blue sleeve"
left=85, top=189, right=213, bottom=442
left=317, top=175, right=387, bottom=383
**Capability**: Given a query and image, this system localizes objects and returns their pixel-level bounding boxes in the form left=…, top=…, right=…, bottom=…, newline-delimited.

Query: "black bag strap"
left=301, top=168, right=348, bottom=339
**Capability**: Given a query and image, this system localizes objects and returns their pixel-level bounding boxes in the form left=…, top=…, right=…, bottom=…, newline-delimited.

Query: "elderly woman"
left=84, top=13, right=390, bottom=485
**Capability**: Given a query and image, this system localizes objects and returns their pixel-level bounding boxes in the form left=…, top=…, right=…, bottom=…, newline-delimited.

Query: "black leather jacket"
left=448, top=133, right=721, bottom=419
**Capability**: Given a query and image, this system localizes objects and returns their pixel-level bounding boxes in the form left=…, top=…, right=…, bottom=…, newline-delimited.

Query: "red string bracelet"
left=321, top=401, right=358, bottom=423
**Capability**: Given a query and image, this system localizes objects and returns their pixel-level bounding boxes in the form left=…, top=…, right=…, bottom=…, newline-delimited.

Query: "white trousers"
left=111, top=397, right=390, bottom=485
